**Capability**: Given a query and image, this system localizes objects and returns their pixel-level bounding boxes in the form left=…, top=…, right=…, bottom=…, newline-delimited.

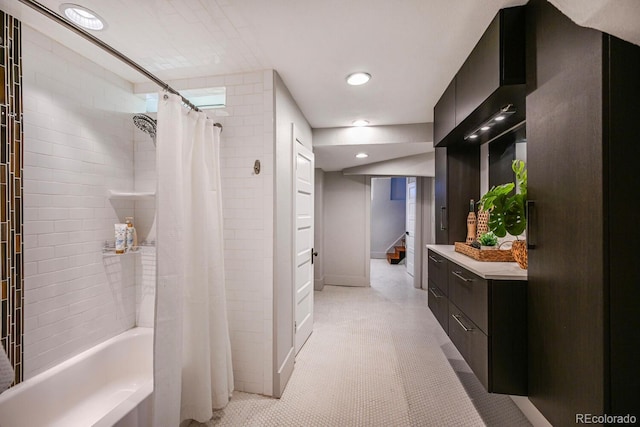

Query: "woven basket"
left=511, top=240, right=528, bottom=269
left=454, top=242, right=515, bottom=262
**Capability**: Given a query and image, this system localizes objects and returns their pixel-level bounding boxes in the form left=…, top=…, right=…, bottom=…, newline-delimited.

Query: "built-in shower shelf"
left=108, top=190, right=156, bottom=201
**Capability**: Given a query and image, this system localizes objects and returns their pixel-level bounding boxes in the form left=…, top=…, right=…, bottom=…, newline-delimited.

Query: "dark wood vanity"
left=427, top=246, right=527, bottom=396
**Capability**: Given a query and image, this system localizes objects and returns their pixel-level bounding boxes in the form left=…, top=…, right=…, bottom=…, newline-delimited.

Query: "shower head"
left=133, top=114, right=157, bottom=145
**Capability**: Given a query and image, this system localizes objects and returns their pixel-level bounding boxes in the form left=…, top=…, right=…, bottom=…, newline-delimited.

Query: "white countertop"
left=426, top=244, right=528, bottom=281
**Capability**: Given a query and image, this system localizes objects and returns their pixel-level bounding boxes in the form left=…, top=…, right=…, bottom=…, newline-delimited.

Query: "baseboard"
left=314, top=276, right=325, bottom=291
left=510, top=396, right=552, bottom=427
left=273, top=346, right=295, bottom=398
left=324, top=275, right=369, bottom=287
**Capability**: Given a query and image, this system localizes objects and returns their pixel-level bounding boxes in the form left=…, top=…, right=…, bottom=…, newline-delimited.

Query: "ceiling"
left=3, top=0, right=639, bottom=170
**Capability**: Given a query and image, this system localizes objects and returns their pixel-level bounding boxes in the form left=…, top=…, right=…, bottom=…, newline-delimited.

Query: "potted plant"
left=478, top=160, right=528, bottom=268
left=477, top=232, right=498, bottom=250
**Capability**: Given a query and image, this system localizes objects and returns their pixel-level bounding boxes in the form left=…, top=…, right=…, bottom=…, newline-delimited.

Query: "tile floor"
left=190, top=259, right=531, bottom=426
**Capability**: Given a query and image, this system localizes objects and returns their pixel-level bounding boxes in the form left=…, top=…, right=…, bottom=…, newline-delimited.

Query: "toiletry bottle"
left=466, top=199, right=477, bottom=244
left=115, top=224, right=127, bottom=254
left=125, top=217, right=137, bottom=252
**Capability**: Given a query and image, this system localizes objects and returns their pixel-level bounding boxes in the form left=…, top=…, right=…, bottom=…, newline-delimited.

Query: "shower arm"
left=18, top=0, right=222, bottom=132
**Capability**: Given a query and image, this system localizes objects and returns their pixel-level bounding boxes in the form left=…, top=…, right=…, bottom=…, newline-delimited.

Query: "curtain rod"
left=17, top=0, right=223, bottom=131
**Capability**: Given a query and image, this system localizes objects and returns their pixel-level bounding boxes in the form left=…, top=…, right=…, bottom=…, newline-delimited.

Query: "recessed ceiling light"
left=352, top=120, right=369, bottom=127
left=481, top=126, right=491, bottom=131
left=469, top=134, right=479, bottom=139
left=60, top=4, right=107, bottom=31
left=355, top=153, right=369, bottom=159
left=494, top=115, right=505, bottom=121
left=346, top=72, right=371, bottom=86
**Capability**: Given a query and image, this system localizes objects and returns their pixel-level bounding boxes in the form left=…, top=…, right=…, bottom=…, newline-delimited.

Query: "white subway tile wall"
left=21, top=26, right=146, bottom=378
left=218, top=69, right=274, bottom=395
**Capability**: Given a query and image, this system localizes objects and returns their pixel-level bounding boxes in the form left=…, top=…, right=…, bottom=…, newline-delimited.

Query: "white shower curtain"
left=154, top=92, right=233, bottom=425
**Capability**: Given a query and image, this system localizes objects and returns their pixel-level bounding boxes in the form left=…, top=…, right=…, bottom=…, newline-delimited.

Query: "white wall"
left=343, top=152, right=435, bottom=177
left=323, top=173, right=370, bottom=287
left=21, top=26, right=145, bottom=378
left=314, top=169, right=325, bottom=291
left=216, top=70, right=275, bottom=395
left=370, top=178, right=406, bottom=259
left=273, top=71, right=312, bottom=396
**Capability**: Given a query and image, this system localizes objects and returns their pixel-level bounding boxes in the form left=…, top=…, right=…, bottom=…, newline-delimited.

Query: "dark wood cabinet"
left=427, top=249, right=527, bottom=395
left=526, top=0, right=640, bottom=423
left=434, top=6, right=526, bottom=148
left=433, top=79, right=456, bottom=146
left=427, top=250, right=449, bottom=333
left=434, top=146, right=479, bottom=245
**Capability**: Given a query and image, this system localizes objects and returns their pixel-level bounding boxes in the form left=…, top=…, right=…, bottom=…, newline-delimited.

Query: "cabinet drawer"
left=427, top=280, right=448, bottom=334
left=448, top=264, right=488, bottom=334
left=448, top=302, right=489, bottom=391
left=427, top=250, right=448, bottom=295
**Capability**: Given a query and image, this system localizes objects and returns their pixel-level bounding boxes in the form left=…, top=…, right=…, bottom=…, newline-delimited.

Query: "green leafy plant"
left=478, top=160, right=527, bottom=239
left=477, top=232, right=498, bottom=246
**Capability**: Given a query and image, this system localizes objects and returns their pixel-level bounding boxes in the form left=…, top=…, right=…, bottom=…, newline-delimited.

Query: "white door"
left=294, top=127, right=314, bottom=354
left=406, top=177, right=416, bottom=277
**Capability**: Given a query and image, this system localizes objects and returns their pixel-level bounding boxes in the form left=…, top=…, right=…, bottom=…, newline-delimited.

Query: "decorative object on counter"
left=511, top=240, right=528, bottom=269
left=478, top=232, right=498, bottom=249
left=478, top=160, right=528, bottom=269
left=476, top=208, right=490, bottom=239
left=454, top=242, right=515, bottom=262
left=466, top=199, right=477, bottom=244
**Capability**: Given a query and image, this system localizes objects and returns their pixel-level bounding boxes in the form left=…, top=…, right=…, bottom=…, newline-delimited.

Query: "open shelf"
left=108, top=190, right=155, bottom=201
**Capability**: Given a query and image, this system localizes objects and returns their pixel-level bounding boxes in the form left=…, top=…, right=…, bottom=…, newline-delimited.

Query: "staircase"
left=386, top=245, right=406, bottom=264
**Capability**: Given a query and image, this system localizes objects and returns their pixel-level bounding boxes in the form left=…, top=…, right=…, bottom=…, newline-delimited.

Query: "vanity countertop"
left=426, top=244, right=528, bottom=281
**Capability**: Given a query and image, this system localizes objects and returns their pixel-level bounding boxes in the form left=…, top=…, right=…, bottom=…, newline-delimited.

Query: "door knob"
left=311, top=249, right=318, bottom=264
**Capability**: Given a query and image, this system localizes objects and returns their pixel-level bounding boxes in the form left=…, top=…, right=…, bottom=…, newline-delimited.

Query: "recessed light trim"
left=355, top=153, right=369, bottom=159
left=346, top=72, right=371, bottom=86
left=60, top=3, right=107, bottom=31
left=352, top=119, right=369, bottom=127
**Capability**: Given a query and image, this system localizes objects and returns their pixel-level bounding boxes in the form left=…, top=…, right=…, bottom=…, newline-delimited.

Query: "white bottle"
left=125, top=217, right=137, bottom=252
left=115, top=224, right=127, bottom=254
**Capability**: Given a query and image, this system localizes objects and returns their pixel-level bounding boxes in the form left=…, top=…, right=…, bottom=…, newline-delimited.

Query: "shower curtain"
left=154, top=93, right=233, bottom=425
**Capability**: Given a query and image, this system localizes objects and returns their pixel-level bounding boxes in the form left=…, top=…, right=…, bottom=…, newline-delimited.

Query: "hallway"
left=199, top=260, right=531, bottom=426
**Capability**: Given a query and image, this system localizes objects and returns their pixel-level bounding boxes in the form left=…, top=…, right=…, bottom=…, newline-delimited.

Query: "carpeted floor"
left=191, top=259, right=531, bottom=426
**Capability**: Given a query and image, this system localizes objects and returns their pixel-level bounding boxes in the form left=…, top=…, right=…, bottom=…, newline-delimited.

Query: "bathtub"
left=0, top=327, right=153, bottom=427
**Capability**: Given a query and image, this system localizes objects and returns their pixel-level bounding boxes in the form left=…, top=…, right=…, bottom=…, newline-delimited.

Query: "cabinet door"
left=427, top=281, right=448, bottom=334
left=526, top=0, right=605, bottom=423
left=427, top=250, right=448, bottom=294
left=434, top=79, right=456, bottom=146
left=448, top=302, right=489, bottom=391
left=434, top=148, right=448, bottom=244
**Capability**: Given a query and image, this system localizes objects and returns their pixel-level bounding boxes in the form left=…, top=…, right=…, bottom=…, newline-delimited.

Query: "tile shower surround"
left=20, top=25, right=146, bottom=378
left=0, top=10, right=23, bottom=385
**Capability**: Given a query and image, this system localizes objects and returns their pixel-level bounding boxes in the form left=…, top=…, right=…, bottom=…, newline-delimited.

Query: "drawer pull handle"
left=452, top=270, right=473, bottom=282
left=428, top=255, right=442, bottom=263
left=428, top=287, right=443, bottom=299
left=452, top=314, right=474, bottom=332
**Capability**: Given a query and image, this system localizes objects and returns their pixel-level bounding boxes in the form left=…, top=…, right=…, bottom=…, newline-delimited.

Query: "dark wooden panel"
left=434, top=147, right=448, bottom=244
left=445, top=145, right=480, bottom=244
left=448, top=264, right=488, bottom=334
left=490, top=281, right=527, bottom=395
left=427, top=250, right=448, bottom=295
left=526, top=0, right=605, bottom=423
left=456, top=13, right=500, bottom=124
left=434, top=79, right=456, bottom=146
left=605, top=35, right=640, bottom=416
left=427, top=280, right=449, bottom=335
left=449, top=302, right=489, bottom=391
